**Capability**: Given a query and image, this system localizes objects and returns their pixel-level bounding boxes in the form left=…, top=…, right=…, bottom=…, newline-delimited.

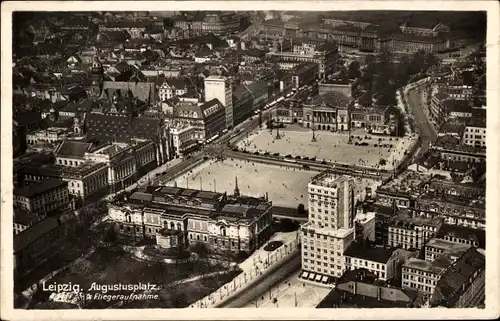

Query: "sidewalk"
left=243, top=271, right=332, bottom=308
left=192, top=232, right=300, bottom=308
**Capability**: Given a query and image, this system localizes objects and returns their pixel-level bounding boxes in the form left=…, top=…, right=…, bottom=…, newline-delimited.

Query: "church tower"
left=233, top=176, right=240, bottom=197
left=90, top=55, right=104, bottom=98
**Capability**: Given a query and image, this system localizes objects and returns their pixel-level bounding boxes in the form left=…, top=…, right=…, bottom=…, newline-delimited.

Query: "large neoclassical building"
left=275, top=91, right=354, bottom=132
left=108, top=183, right=273, bottom=254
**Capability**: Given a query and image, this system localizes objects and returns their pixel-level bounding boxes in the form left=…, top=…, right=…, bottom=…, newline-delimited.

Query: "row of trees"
left=352, top=50, right=440, bottom=107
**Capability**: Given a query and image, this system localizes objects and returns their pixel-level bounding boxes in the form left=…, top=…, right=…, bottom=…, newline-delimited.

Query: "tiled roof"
left=85, top=113, right=161, bottom=143
left=430, top=248, right=485, bottom=307
left=14, top=217, right=61, bottom=252
left=101, top=81, right=156, bottom=103
left=436, top=224, right=486, bottom=249
left=55, top=140, right=93, bottom=159
left=307, top=91, right=351, bottom=108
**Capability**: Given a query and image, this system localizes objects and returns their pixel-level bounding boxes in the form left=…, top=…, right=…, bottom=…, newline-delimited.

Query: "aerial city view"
left=11, top=10, right=487, bottom=309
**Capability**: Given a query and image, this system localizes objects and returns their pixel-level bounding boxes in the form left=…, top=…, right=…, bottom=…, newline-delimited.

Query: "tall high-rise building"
left=300, top=174, right=357, bottom=284
left=204, top=76, right=233, bottom=129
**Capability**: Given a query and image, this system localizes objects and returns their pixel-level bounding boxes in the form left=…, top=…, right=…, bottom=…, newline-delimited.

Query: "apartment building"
left=300, top=174, right=357, bottom=284
left=424, top=238, right=471, bottom=263
left=344, top=241, right=415, bottom=281
left=387, top=213, right=443, bottom=250
left=13, top=178, right=71, bottom=219
left=462, top=117, right=486, bottom=148
left=402, top=257, right=447, bottom=294
left=169, top=124, right=200, bottom=158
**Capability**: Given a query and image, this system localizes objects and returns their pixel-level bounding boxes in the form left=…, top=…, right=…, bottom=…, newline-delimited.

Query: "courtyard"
left=237, top=125, right=415, bottom=170
left=169, top=159, right=320, bottom=209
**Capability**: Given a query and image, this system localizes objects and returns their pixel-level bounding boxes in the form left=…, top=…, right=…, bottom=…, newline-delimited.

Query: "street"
left=404, top=83, right=438, bottom=159
left=216, top=251, right=301, bottom=308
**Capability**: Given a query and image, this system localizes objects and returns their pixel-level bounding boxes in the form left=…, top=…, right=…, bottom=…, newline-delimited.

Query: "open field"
left=168, top=158, right=320, bottom=209
left=237, top=126, right=415, bottom=170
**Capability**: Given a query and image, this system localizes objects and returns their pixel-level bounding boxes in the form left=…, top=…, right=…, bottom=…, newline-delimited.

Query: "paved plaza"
left=237, top=126, right=415, bottom=170
left=168, top=159, right=320, bottom=208
left=242, top=270, right=331, bottom=308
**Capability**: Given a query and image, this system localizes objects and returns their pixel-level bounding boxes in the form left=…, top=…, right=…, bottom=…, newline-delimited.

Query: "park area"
left=29, top=244, right=240, bottom=309
left=237, top=125, right=416, bottom=170
left=169, top=158, right=320, bottom=209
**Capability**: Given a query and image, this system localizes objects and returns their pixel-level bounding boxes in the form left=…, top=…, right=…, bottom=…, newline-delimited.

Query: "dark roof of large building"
left=85, top=113, right=161, bottom=143
left=465, top=117, right=486, bottom=128
left=436, top=224, right=486, bottom=249
left=14, top=208, right=40, bottom=226
left=430, top=248, right=485, bottom=307
left=101, top=81, right=156, bottom=103
left=343, top=241, right=397, bottom=263
left=14, top=217, right=61, bottom=252
left=306, top=91, right=351, bottom=108
left=14, top=178, right=68, bottom=198
left=55, top=140, right=93, bottom=159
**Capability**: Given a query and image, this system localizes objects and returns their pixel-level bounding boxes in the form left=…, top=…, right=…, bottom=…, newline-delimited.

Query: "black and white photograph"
left=1, top=1, right=499, bottom=320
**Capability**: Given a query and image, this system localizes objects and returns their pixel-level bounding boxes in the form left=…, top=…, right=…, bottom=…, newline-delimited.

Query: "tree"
left=103, top=225, right=117, bottom=248
left=297, top=203, right=305, bottom=214
left=191, top=242, right=209, bottom=259
left=347, top=60, right=361, bottom=79
left=379, top=159, right=387, bottom=166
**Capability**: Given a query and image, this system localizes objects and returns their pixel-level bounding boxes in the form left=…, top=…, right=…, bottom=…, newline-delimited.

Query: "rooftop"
left=465, top=117, right=486, bottom=128
left=425, top=238, right=472, bottom=255
left=344, top=241, right=398, bottom=264
left=431, top=248, right=485, bottom=307
left=14, top=178, right=68, bottom=198
left=14, top=217, right=61, bottom=252
left=377, top=170, right=431, bottom=195
left=403, top=258, right=446, bottom=274
left=389, top=212, right=443, bottom=228
left=22, top=161, right=107, bottom=180
left=310, top=173, right=353, bottom=189
left=85, top=113, right=161, bottom=143
left=431, top=135, right=486, bottom=156
left=436, top=224, right=486, bottom=249
left=55, top=140, right=94, bottom=159
left=305, top=91, right=352, bottom=108
left=14, top=208, right=40, bottom=226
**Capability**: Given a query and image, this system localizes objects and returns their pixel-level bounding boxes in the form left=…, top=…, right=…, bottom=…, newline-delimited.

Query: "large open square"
left=237, top=125, right=415, bottom=170
left=167, top=159, right=320, bottom=209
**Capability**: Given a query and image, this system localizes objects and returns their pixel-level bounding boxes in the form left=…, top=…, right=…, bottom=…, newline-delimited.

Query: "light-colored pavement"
left=238, top=127, right=398, bottom=169
left=242, top=270, right=331, bottom=308
left=170, top=158, right=317, bottom=208
left=193, top=234, right=300, bottom=308
left=404, top=80, right=438, bottom=159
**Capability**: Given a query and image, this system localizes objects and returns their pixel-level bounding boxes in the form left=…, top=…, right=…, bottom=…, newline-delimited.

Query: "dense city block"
left=11, top=10, right=486, bottom=309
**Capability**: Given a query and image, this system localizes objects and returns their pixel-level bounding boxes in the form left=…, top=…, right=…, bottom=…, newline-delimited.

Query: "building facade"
left=108, top=185, right=273, bottom=254
left=300, top=174, right=357, bottom=284
left=387, top=214, right=443, bottom=250
left=204, top=76, right=234, bottom=129
left=13, top=179, right=71, bottom=219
